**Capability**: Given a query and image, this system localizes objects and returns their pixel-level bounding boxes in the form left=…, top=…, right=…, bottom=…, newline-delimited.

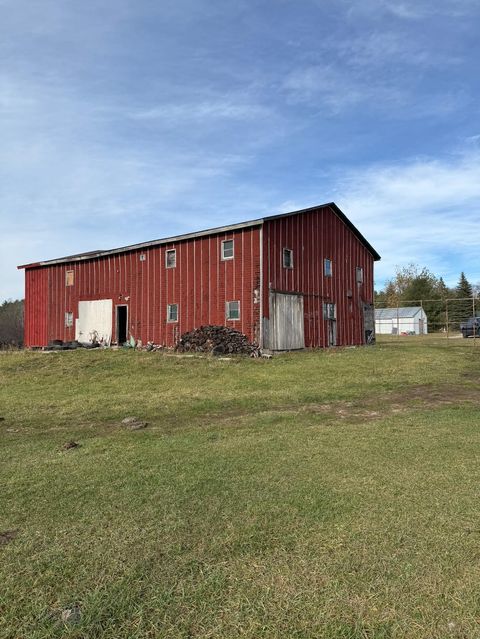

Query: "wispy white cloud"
left=130, top=99, right=271, bottom=123
left=282, top=65, right=400, bottom=111
left=467, top=134, right=480, bottom=144
left=282, top=63, right=444, bottom=116
left=282, top=43, right=466, bottom=118
left=332, top=31, right=462, bottom=69
left=344, top=0, right=479, bottom=20
left=383, top=2, right=426, bottom=19
left=332, top=150, right=480, bottom=286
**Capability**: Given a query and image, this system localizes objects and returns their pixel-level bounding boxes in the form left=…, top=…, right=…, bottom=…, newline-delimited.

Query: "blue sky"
left=1, top=0, right=480, bottom=300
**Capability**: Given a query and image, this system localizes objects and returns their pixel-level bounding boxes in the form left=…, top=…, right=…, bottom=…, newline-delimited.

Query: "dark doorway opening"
left=116, top=305, right=128, bottom=345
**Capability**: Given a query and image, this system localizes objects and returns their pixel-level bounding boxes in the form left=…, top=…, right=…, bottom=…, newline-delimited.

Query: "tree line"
left=375, top=265, right=480, bottom=330
left=0, top=299, right=24, bottom=347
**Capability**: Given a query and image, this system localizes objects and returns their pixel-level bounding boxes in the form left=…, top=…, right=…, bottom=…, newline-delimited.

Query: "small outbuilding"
left=375, top=307, right=428, bottom=335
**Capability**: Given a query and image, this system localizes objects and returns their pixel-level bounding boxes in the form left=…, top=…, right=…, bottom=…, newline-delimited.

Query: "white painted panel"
left=75, top=299, right=113, bottom=344
left=270, top=292, right=305, bottom=350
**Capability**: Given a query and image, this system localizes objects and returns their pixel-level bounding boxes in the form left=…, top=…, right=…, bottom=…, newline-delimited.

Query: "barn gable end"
left=262, top=205, right=377, bottom=349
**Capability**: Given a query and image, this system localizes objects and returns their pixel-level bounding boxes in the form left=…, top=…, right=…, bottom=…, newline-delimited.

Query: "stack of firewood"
left=175, top=325, right=260, bottom=356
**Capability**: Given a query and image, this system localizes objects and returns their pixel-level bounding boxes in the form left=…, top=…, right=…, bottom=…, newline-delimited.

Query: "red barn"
left=18, top=203, right=380, bottom=350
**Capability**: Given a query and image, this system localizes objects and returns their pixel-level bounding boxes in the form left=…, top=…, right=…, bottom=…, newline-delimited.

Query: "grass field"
left=1, top=338, right=480, bottom=638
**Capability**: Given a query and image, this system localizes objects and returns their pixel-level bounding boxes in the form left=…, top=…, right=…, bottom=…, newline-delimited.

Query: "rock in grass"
left=126, top=420, right=148, bottom=430
left=120, top=417, right=148, bottom=430
left=128, top=421, right=148, bottom=430
left=63, top=441, right=80, bottom=450
left=61, top=605, right=81, bottom=625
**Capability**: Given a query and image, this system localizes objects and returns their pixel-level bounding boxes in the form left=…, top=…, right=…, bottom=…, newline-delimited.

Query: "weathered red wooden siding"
left=24, top=268, right=49, bottom=347
left=262, top=206, right=375, bottom=347
left=23, top=226, right=262, bottom=347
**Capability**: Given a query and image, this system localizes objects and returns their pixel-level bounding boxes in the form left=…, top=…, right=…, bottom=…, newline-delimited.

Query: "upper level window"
left=166, top=249, right=176, bottom=268
left=323, top=302, right=336, bottom=320
left=139, top=254, right=146, bottom=262
left=226, top=300, right=240, bottom=320
left=324, top=258, right=332, bottom=277
left=356, top=266, right=364, bottom=284
left=65, top=270, right=74, bottom=286
left=283, top=248, right=293, bottom=269
left=221, top=239, right=234, bottom=260
left=167, top=304, right=178, bottom=322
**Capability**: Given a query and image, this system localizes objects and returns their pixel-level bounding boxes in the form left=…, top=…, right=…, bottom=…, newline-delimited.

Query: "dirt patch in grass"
left=302, top=383, right=480, bottom=424
left=389, top=383, right=480, bottom=408
left=198, top=382, right=480, bottom=430
left=0, top=530, right=19, bottom=547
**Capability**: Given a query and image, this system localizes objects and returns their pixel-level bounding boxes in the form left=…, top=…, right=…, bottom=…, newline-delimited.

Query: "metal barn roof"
left=18, top=202, right=381, bottom=269
left=375, top=307, right=424, bottom=320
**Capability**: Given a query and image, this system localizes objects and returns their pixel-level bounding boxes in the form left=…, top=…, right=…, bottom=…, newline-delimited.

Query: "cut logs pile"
left=175, top=325, right=261, bottom=357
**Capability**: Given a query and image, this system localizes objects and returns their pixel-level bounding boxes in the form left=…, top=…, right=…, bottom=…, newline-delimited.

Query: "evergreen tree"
left=456, top=272, right=473, bottom=298
left=454, top=272, right=474, bottom=324
left=436, top=277, right=450, bottom=299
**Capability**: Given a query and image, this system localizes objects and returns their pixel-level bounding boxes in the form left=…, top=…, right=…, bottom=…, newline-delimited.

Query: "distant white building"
left=375, top=307, right=428, bottom=335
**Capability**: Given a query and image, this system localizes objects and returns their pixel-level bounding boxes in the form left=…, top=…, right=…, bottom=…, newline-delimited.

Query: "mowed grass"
left=1, top=339, right=480, bottom=638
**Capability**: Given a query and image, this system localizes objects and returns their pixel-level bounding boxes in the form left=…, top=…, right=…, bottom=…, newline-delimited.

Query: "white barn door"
left=75, top=299, right=113, bottom=345
left=270, top=292, right=305, bottom=350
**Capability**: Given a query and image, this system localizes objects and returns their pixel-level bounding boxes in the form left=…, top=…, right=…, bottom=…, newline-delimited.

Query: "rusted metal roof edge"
left=18, top=201, right=380, bottom=269
left=17, top=218, right=264, bottom=269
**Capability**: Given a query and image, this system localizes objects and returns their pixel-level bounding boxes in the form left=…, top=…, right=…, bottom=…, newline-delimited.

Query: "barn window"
left=65, top=311, right=74, bottom=328
left=324, top=258, right=332, bottom=277
left=65, top=270, right=74, bottom=286
left=226, top=300, right=240, bottom=320
left=167, top=304, right=178, bottom=322
left=323, top=303, right=335, bottom=320
left=139, top=254, right=146, bottom=262
left=283, top=248, right=293, bottom=269
left=221, top=239, right=234, bottom=260
left=166, top=249, right=176, bottom=268
left=356, top=266, right=364, bottom=283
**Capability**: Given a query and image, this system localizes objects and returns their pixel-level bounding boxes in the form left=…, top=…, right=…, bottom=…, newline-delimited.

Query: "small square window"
left=283, top=248, right=293, bottom=269
left=226, top=300, right=240, bottom=320
left=65, top=270, right=74, bottom=286
left=166, top=249, right=176, bottom=268
left=323, top=303, right=335, bottom=320
left=167, top=304, right=178, bottom=322
left=139, top=254, right=146, bottom=262
left=221, top=239, right=234, bottom=260
left=65, top=311, right=74, bottom=328
left=324, top=258, right=332, bottom=277
left=356, top=266, right=364, bottom=283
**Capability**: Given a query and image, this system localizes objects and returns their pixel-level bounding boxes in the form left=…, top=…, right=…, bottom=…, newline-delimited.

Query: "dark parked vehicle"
left=460, top=316, right=480, bottom=338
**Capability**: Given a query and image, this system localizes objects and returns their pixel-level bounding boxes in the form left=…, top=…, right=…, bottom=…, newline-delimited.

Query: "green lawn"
left=1, top=339, right=480, bottom=638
